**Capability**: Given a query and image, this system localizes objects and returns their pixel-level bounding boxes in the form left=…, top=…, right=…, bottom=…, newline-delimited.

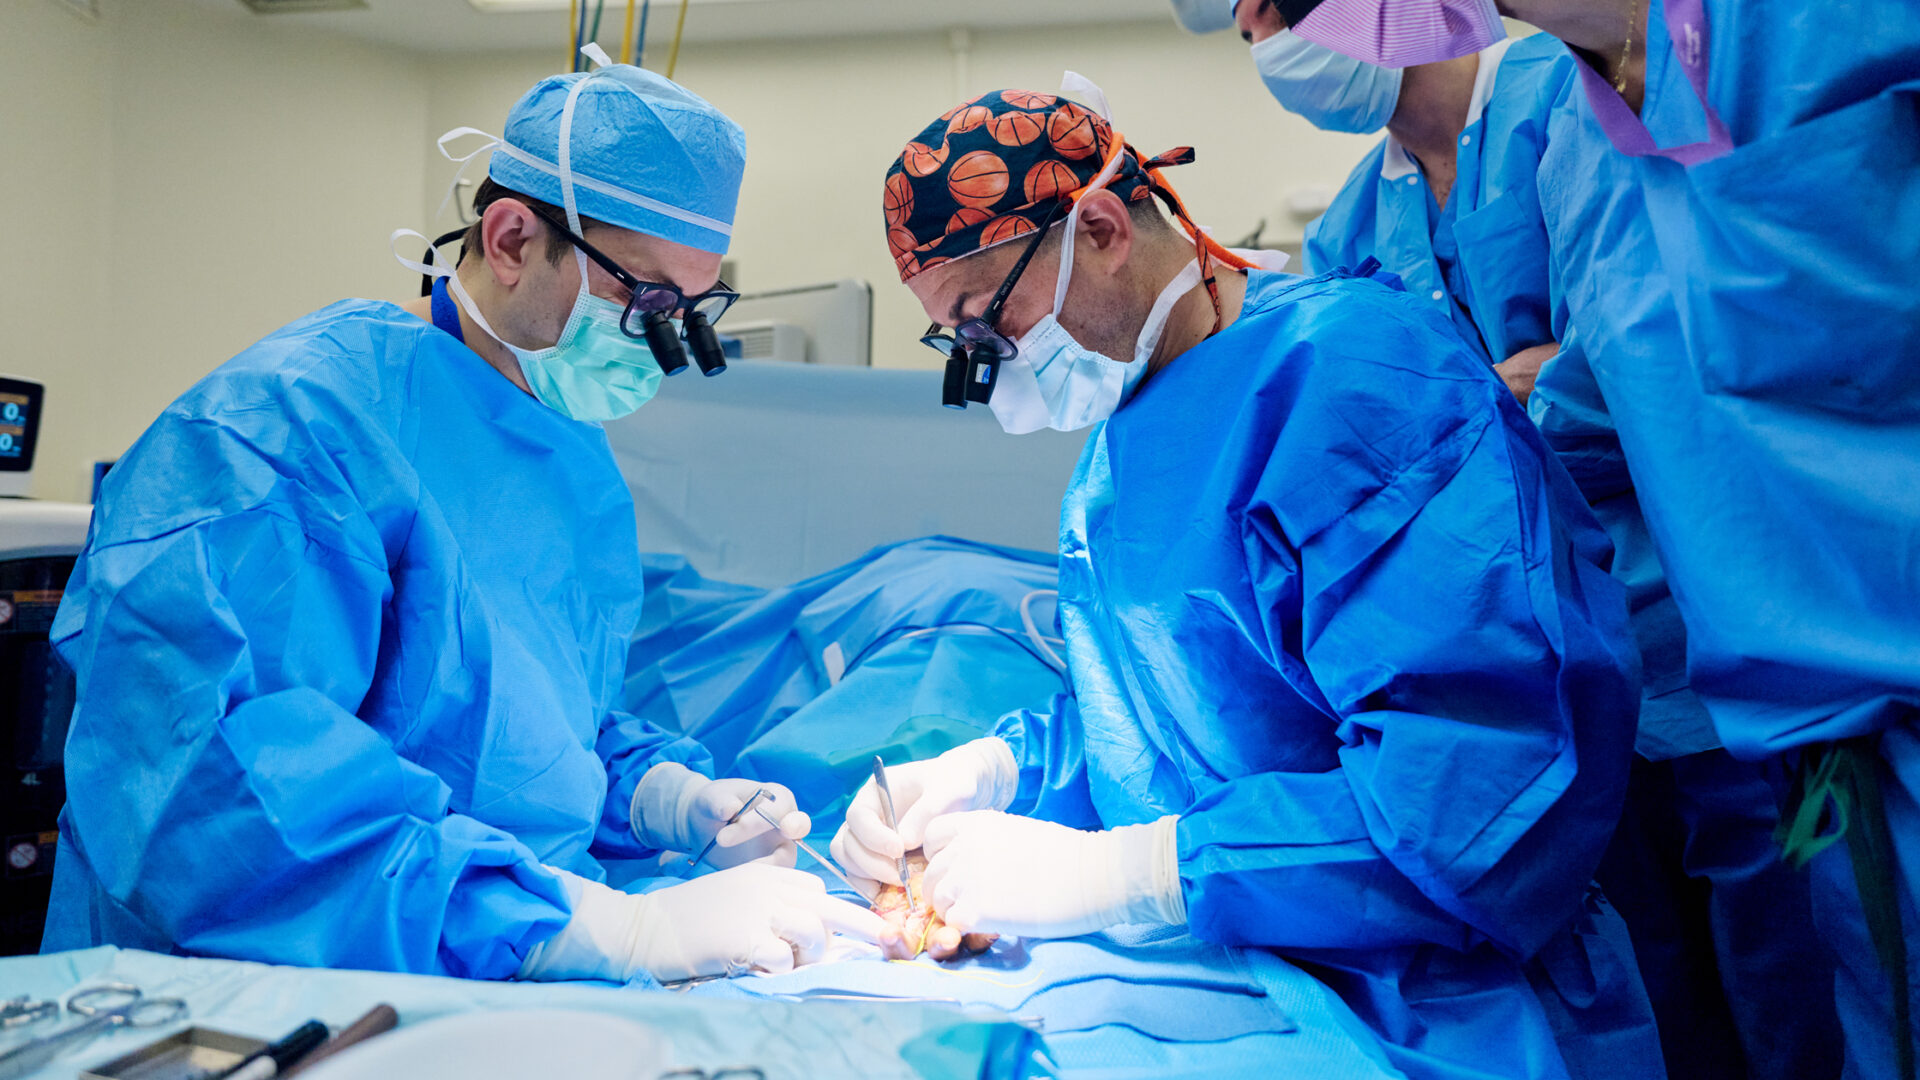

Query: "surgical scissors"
left=0, top=983, right=189, bottom=1079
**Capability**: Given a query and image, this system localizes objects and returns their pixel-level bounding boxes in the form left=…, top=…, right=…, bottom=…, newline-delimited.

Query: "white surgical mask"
left=1250, top=30, right=1404, bottom=135
left=987, top=203, right=1205, bottom=435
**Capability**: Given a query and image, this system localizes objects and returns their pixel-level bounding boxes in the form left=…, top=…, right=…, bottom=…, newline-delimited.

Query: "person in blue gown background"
left=1288, top=0, right=1920, bottom=1073
left=1225, top=4, right=1841, bottom=1074
left=1493, top=0, right=1918, bottom=1074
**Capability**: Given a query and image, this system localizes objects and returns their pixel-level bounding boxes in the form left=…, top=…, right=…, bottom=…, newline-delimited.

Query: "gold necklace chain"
left=1615, top=0, right=1639, bottom=95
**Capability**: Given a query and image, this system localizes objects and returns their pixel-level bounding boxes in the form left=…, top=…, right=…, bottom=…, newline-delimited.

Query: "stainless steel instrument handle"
left=0, top=1011, right=119, bottom=1080
left=871, top=756, right=916, bottom=907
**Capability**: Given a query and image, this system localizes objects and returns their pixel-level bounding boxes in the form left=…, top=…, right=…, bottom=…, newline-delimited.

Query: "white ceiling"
left=182, top=0, right=1187, bottom=52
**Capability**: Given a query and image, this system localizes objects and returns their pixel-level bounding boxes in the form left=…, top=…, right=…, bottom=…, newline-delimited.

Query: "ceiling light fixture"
left=236, top=0, right=368, bottom=11
left=466, top=0, right=752, bottom=12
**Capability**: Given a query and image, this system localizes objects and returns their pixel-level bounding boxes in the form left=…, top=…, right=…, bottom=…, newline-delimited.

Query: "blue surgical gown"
left=1305, top=30, right=1716, bottom=766
left=1300, top=22, right=1838, bottom=1074
left=992, top=268, right=1661, bottom=1080
left=1305, top=33, right=1571, bottom=370
left=1304, top=13, right=1840, bottom=1071
left=43, top=298, right=710, bottom=979
left=1548, top=0, right=1920, bottom=760
left=1537, top=2, right=1920, bottom=1074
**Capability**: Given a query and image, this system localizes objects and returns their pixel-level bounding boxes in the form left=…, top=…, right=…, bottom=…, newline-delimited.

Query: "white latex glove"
left=632, top=762, right=811, bottom=870
left=920, top=811, right=1187, bottom=939
left=829, top=737, right=1019, bottom=891
left=517, top=865, right=899, bottom=984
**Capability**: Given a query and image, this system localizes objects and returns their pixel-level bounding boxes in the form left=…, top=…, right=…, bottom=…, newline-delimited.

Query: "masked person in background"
left=1234, top=4, right=1841, bottom=1077
left=45, top=54, right=893, bottom=983
left=1242, top=11, right=1563, bottom=402
left=834, top=83, right=1663, bottom=1080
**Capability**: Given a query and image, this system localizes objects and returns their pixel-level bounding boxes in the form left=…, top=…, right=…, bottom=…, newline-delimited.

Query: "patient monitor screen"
left=0, top=378, right=41, bottom=471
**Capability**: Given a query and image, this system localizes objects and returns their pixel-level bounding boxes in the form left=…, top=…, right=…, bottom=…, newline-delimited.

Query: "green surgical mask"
left=396, top=238, right=666, bottom=423
left=501, top=250, right=666, bottom=422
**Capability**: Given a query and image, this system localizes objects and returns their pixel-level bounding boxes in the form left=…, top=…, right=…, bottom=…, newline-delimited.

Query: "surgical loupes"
left=870, top=756, right=915, bottom=909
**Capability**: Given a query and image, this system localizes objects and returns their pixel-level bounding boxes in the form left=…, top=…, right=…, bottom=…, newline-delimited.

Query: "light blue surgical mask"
left=988, top=206, right=1204, bottom=435
left=499, top=251, right=666, bottom=422
left=1249, top=30, right=1404, bottom=135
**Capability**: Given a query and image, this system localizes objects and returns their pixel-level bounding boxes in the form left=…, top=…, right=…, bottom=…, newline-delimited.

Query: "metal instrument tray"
left=81, top=1027, right=268, bottom=1080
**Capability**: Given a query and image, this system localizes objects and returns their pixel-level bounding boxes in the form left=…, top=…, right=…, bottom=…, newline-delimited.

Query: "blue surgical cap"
left=488, top=63, right=745, bottom=255
left=1170, top=0, right=1237, bottom=32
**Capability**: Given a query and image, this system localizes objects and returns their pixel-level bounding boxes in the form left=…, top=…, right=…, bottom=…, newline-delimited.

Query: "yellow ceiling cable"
left=664, top=0, right=691, bottom=78
left=567, top=0, right=578, bottom=68
left=620, top=0, right=637, bottom=64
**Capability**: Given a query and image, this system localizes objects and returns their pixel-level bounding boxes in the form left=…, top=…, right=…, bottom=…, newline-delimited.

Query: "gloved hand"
left=829, top=737, right=1019, bottom=892
left=517, top=864, right=899, bottom=984
left=632, top=762, right=811, bottom=870
left=920, top=811, right=1187, bottom=939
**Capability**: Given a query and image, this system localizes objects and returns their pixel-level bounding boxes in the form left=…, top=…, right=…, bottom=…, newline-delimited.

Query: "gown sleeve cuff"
left=1113, top=814, right=1187, bottom=927
left=630, top=761, right=706, bottom=852
left=975, top=735, right=1020, bottom=812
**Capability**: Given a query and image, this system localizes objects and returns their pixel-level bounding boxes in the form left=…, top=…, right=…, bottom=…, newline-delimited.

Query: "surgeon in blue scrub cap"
left=44, top=51, right=895, bottom=983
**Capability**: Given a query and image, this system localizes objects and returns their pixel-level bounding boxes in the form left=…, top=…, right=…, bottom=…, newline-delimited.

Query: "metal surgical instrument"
left=691, top=788, right=773, bottom=869
left=870, top=757, right=915, bottom=908
left=0, top=983, right=189, bottom=1080
left=745, top=801, right=865, bottom=896
left=0, top=997, right=57, bottom=1030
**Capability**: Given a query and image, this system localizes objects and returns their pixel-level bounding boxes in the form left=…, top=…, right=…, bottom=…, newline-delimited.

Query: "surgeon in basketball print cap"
left=834, top=79, right=1665, bottom=1080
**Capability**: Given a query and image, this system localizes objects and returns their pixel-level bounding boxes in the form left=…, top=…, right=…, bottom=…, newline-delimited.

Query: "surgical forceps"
left=691, top=788, right=775, bottom=869
left=691, top=789, right=866, bottom=898
left=0, top=982, right=189, bottom=1079
left=742, top=798, right=867, bottom=897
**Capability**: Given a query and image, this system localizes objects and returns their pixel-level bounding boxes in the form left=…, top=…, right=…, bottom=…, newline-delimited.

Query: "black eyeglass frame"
left=917, top=198, right=1071, bottom=409
left=522, top=203, right=735, bottom=376
left=918, top=198, right=1071, bottom=364
left=521, top=203, right=740, bottom=339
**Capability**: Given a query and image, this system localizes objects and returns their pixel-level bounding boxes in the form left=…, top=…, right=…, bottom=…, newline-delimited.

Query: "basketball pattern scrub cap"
left=884, top=80, right=1257, bottom=329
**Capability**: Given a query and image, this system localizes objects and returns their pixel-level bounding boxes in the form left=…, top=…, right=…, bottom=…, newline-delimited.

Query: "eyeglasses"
left=524, top=203, right=739, bottom=377
left=918, top=199, right=1070, bottom=409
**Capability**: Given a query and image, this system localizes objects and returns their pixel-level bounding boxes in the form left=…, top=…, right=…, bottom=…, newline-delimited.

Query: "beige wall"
left=102, top=0, right=429, bottom=490
left=0, top=0, right=112, bottom=503
left=1, top=0, right=425, bottom=502
left=3, top=0, right=1378, bottom=502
